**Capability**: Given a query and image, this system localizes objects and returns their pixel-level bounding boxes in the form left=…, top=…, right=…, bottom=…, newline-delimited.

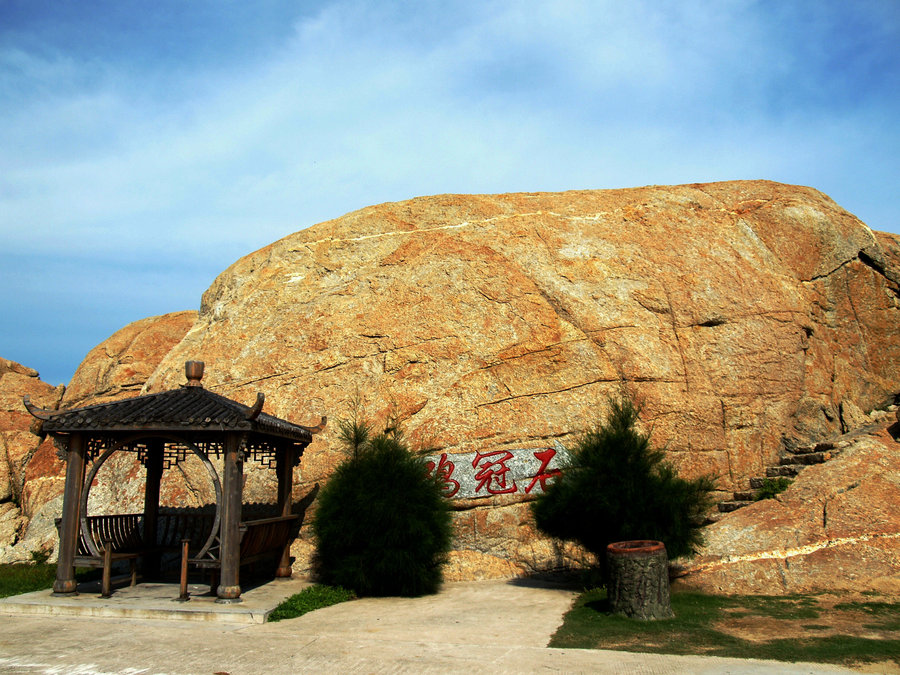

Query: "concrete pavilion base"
left=0, top=576, right=312, bottom=624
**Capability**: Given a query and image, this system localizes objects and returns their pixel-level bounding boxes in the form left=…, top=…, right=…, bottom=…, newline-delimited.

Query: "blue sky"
left=1, top=0, right=898, bottom=387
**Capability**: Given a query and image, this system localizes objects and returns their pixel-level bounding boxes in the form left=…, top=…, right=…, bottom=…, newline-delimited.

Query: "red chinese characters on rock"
left=426, top=446, right=564, bottom=499
left=524, top=447, right=562, bottom=494
left=425, top=452, right=460, bottom=497
left=472, top=450, right=517, bottom=495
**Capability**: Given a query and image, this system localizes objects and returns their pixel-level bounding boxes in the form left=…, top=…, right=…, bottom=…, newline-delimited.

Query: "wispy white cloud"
left=1, top=0, right=898, bottom=384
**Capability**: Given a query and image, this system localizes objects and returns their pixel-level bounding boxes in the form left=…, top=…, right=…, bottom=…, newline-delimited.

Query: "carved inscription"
left=425, top=443, right=568, bottom=499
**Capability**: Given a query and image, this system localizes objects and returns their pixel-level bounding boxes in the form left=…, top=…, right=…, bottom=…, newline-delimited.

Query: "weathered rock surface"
left=839, top=400, right=871, bottom=433
left=0, top=358, right=64, bottom=504
left=0, top=358, right=64, bottom=561
left=675, top=424, right=900, bottom=595
left=133, top=180, right=899, bottom=578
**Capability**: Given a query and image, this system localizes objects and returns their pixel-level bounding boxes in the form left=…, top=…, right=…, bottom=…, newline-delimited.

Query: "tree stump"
left=606, top=540, right=674, bottom=620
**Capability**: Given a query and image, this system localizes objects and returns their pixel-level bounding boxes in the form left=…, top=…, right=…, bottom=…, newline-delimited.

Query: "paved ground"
left=0, top=578, right=861, bottom=674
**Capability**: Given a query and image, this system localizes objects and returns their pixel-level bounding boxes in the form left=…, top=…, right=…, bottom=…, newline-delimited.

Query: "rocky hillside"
left=4, top=180, right=899, bottom=583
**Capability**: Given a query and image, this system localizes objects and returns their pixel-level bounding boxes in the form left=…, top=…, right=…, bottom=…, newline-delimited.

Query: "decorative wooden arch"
left=77, top=434, right=224, bottom=562
left=26, top=361, right=325, bottom=603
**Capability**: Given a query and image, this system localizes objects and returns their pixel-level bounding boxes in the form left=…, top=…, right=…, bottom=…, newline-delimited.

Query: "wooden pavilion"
left=25, top=361, right=325, bottom=603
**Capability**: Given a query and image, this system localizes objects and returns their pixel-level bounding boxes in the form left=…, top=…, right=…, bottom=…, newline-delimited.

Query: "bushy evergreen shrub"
left=312, top=419, right=452, bottom=597
left=531, top=396, right=715, bottom=573
left=753, top=477, right=792, bottom=500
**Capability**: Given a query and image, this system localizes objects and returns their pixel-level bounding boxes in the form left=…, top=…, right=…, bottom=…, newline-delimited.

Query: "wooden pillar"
left=275, top=444, right=295, bottom=578
left=217, top=432, right=244, bottom=603
left=53, top=433, right=86, bottom=595
left=142, top=440, right=164, bottom=579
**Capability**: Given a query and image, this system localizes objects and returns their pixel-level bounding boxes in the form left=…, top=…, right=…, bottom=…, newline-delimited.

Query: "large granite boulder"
left=9, top=181, right=900, bottom=583
left=133, top=180, right=899, bottom=577
left=674, top=424, right=900, bottom=595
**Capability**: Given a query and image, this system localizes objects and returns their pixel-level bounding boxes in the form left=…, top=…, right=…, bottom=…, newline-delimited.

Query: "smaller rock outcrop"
left=675, top=423, right=900, bottom=596
left=714, top=403, right=897, bottom=517
left=0, top=358, right=64, bottom=561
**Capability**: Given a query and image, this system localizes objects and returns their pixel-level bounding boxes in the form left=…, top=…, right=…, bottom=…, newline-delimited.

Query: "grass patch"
left=0, top=562, right=58, bottom=598
left=550, top=588, right=900, bottom=666
left=834, top=601, right=900, bottom=631
left=736, top=593, right=820, bottom=620
left=268, top=584, right=356, bottom=622
left=0, top=563, right=101, bottom=598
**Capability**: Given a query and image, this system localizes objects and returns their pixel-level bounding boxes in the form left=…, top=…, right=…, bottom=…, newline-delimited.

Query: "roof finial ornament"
left=185, top=361, right=205, bottom=387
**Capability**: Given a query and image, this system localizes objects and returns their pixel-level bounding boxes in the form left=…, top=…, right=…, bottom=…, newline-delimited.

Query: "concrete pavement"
left=0, top=578, right=862, bottom=674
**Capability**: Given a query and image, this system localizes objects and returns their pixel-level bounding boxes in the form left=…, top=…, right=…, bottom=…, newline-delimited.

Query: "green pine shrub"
left=312, top=419, right=452, bottom=597
left=531, top=396, right=715, bottom=576
left=753, top=477, right=792, bottom=501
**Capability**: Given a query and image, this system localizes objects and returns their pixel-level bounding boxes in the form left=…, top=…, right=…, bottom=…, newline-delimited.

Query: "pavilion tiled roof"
left=36, top=383, right=314, bottom=444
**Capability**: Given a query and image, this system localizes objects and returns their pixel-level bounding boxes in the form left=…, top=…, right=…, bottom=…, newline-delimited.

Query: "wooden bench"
left=238, top=514, right=299, bottom=567
left=181, top=514, right=299, bottom=598
left=57, top=512, right=217, bottom=596
left=156, top=512, right=217, bottom=552
left=56, top=514, right=144, bottom=597
left=57, top=512, right=298, bottom=598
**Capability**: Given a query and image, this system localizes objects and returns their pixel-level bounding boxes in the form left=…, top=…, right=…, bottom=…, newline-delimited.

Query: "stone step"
left=813, top=440, right=838, bottom=451
left=785, top=439, right=842, bottom=455
left=732, top=490, right=756, bottom=501
left=749, top=477, right=767, bottom=489
left=717, top=500, right=754, bottom=513
left=767, top=464, right=803, bottom=477
left=780, top=451, right=829, bottom=466
left=787, top=445, right=819, bottom=455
